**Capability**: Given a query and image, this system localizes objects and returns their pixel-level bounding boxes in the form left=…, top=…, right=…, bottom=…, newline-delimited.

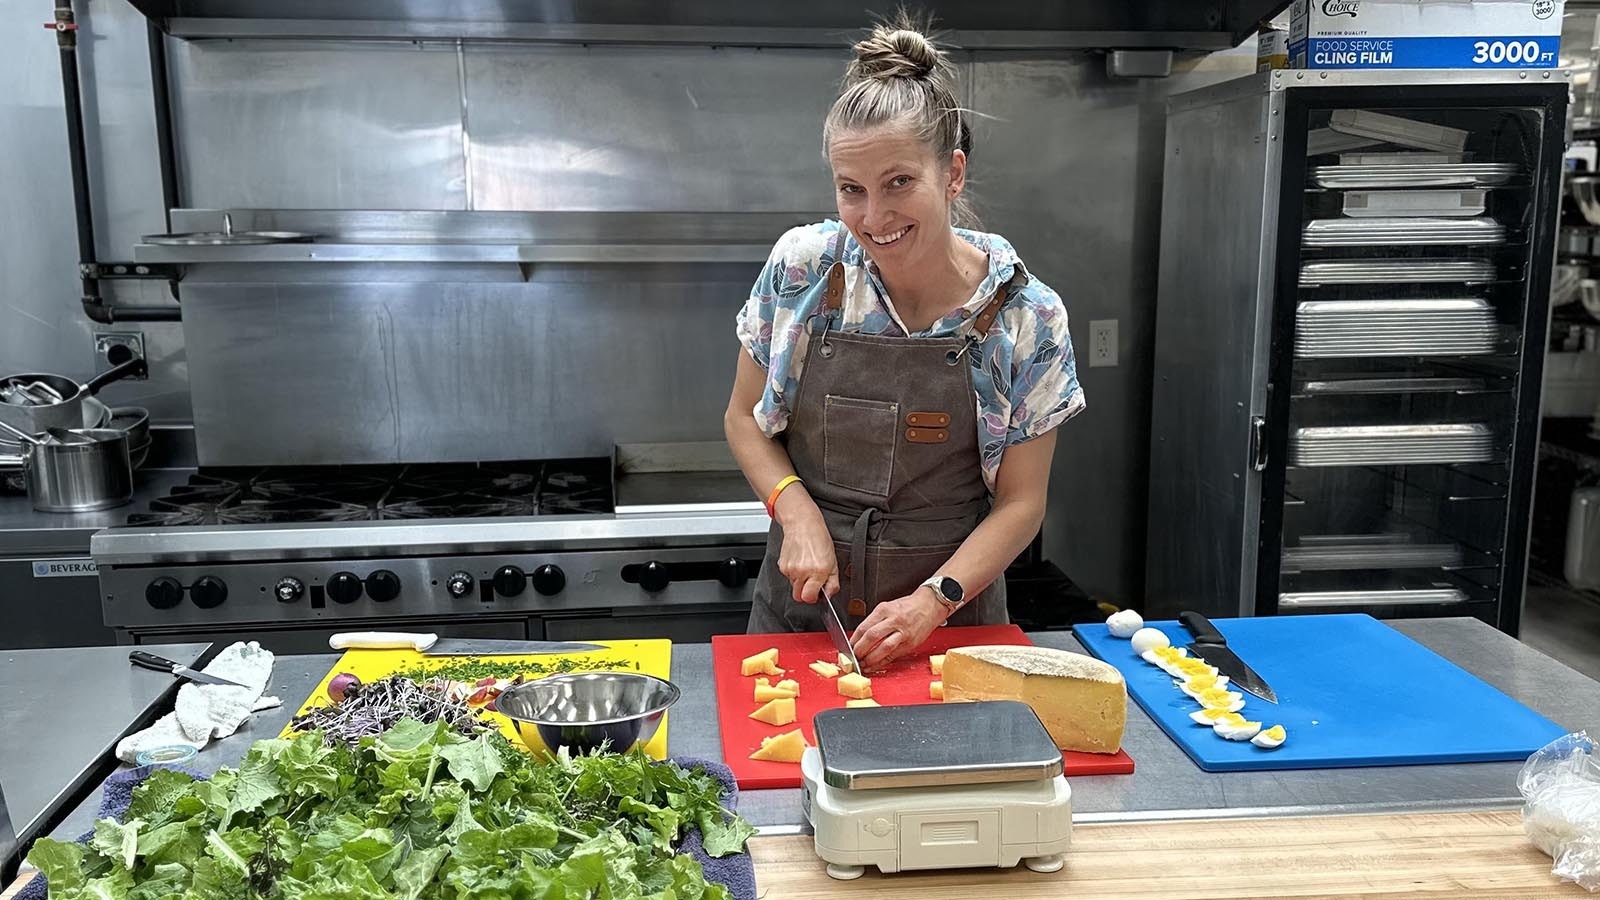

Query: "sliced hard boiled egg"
left=1251, top=725, right=1287, bottom=749
left=1195, top=688, right=1245, bottom=712
left=1188, top=708, right=1240, bottom=726
left=1214, top=719, right=1263, bottom=741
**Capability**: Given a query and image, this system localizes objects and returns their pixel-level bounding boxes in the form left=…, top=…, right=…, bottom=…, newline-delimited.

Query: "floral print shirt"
left=735, top=220, right=1084, bottom=492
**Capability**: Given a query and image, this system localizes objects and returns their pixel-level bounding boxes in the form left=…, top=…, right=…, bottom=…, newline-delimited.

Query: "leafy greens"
left=27, top=719, right=755, bottom=900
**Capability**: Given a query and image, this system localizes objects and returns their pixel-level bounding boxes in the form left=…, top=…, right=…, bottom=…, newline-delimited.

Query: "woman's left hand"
left=850, top=587, right=947, bottom=671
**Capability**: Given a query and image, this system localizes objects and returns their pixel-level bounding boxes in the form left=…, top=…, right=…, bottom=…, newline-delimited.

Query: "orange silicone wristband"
left=765, top=475, right=803, bottom=517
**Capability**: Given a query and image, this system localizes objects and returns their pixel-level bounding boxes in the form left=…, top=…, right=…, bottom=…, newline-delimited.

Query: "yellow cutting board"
left=281, top=639, right=674, bottom=759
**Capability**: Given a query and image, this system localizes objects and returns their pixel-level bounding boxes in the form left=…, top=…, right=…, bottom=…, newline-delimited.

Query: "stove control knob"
left=493, top=565, right=527, bottom=598
left=327, top=571, right=363, bottom=604
left=190, top=576, right=227, bottom=609
left=366, top=570, right=401, bottom=603
left=532, top=564, right=566, bottom=596
left=274, top=577, right=305, bottom=603
left=146, top=576, right=184, bottom=610
left=718, top=558, right=748, bottom=589
left=446, top=571, right=475, bottom=599
left=639, top=561, right=670, bottom=593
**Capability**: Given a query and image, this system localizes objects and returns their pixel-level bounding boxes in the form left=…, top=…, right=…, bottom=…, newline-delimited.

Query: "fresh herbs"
left=28, top=721, right=754, bottom=900
left=290, top=677, right=488, bottom=746
left=392, top=656, right=641, bottom=684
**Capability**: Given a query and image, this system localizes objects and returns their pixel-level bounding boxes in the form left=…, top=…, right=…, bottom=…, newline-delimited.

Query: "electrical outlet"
left=95, top=332, right=146, bottom=377
left=1088, top=319, right=1118, bottom=368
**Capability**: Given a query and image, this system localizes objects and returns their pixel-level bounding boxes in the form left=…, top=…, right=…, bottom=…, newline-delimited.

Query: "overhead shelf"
left=125, top=0, right=1290, bottom=50
left=133, top=209, right=824, bottom=268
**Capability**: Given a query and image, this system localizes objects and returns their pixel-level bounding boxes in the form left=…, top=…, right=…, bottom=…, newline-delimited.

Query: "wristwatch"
left=920, top=574, right=965, bottom=615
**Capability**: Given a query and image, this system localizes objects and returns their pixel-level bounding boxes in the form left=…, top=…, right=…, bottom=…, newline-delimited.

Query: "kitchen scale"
left=799, top=700, right=1073, bottom=880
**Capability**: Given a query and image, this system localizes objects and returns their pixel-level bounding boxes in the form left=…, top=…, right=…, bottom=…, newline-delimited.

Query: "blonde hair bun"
left=846, top=22, right=951, bottom=84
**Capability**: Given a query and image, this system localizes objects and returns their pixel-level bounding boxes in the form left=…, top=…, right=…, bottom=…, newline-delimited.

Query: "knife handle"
left=129, top=650, right=179, bottom=673
left=1179, top=611, right=1227, bottom=646
left=328, top=631, right=438, bottom=651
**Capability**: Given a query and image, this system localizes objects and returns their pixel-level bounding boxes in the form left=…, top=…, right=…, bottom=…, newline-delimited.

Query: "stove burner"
left=123, top=459, right=613, bottom=527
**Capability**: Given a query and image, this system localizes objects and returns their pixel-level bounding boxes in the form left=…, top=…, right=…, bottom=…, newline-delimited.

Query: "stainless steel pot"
left=0, top=421, right=133, bottom=512
left=0, top=358, right=146, bottom=435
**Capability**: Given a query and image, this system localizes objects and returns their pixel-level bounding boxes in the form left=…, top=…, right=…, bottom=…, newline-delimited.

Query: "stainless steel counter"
left=2, top=642, right=209, bottom=879
left=41, top=618, right=1600, bottom=849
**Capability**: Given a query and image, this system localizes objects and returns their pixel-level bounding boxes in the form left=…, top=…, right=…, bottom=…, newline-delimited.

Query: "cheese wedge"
left=929, top=680, right=944, bottom=700
left=809, top=660, right=841, bottom=679
left=836, top=672, right=873, bottom=700
left=942, top=645, right=1127, bottom=753
left=749, top=697, right=796, bottom=726
left=749, top=728, right=807, bottom=762
left=741, top=648, right=784, bottom=677
left=775, top=678, right=800, bottom=696
left=929, top=654, right=945, bottom=676
left=836, top=653, right=856, bottom=675
left=754, top=683, right=798, bottom=702
left=844, top=698, right=879, bottom=708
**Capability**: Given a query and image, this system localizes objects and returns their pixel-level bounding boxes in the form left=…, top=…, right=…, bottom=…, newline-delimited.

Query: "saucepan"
left=0, top=357, right=147, bottom=435
left=0, top=420, right=134, bottom=512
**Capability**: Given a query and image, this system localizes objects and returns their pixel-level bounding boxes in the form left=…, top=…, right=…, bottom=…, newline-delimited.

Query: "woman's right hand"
left=774, top=488, right=839, bottom=604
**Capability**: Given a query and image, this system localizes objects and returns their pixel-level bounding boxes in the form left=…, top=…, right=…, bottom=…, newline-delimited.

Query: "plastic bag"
left=1520, top=731, right=1600, bottom=892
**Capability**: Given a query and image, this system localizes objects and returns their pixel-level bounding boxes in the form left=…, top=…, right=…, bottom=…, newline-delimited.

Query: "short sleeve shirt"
left=735, top=220, right=1084, bottom=492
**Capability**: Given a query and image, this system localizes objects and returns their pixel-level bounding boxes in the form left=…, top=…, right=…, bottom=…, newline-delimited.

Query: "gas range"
left=92, top=455, right=771, bottom=648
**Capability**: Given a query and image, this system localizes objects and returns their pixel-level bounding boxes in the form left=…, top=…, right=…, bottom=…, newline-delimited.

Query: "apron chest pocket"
left=823, top=395, right=898, bottom=497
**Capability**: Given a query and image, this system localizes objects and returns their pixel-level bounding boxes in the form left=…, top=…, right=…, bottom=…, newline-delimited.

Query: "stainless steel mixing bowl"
left=496, top=672, right=680, bottom=756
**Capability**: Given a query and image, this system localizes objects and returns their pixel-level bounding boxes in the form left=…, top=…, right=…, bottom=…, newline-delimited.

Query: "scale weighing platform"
left=799, top=700, right=1073, bottom=879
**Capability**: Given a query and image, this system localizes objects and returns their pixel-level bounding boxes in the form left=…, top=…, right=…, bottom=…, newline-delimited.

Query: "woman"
left=724, top=20, right=1084, bottom=670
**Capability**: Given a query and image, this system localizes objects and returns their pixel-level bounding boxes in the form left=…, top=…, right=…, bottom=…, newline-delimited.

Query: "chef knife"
left=1178, top=611, right=1278, bottom=704
left=327, top=632, right=605, bottom=656
left=129, top=650, right=246, bottom=688
left=818, top=590, right=862, bottom=675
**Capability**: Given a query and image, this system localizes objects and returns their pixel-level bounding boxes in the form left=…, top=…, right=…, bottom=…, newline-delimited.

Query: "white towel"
left=115, top=641, right=282, bottom=764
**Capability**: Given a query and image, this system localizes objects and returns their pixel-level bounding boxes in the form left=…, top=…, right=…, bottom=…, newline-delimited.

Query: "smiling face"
left=828, top=125, right=967, bottom=274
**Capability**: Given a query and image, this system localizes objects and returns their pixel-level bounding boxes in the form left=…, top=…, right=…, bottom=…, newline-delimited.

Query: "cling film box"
left=1288, top=0, right=1563, bottom=69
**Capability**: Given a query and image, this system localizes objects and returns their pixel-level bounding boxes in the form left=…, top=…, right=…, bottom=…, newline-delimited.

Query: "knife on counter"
left=1178, top=612, right=1278, bottom=704
left=129, top=650, right=246, bottom=688
left=818, top=590, right=862, bottom=675
left=328, top=632, right=606, bottom=656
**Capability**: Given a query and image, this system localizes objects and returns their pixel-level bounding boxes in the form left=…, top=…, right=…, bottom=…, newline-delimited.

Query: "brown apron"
left=747, top=256, right=1021, bottom=633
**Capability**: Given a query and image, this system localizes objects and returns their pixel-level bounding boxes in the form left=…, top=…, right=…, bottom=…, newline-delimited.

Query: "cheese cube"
left=741, top=648, right=784, bottom=677
left=929, top=654, right=945, bottom=676
left=749, top=697, right=796, bottom=726
left=836, top=672, right=873, bottom=700
left=775, top=679, right=800, bottom=696
left=754, top=682, right=798, bottom=702
left=837, top=653, right=856, bottom=675
left=749, top=728, right=807, bottom=762
left=844, top=699, right=879, bottom=708
left=809, top=660, right=841, bottom=679
left=929, top=680, right=944, bottom=700
left=942, top=645, right=1127, bottom=753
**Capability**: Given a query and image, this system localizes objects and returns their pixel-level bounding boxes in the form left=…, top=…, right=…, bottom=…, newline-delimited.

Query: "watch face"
left=939, top=576, right=963, bottom=604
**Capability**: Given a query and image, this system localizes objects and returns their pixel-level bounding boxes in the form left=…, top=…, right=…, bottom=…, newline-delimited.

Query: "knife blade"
left=129, top=650, right=246, bottom=688
left=818, top=590, right=862, bottom=675
left=327, top=632, right=605, bottom=656
left=1178, top=611, right=1278, bottom=704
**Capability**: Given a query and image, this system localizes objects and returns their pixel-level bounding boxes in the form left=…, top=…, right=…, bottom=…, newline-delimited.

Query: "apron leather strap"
left=823, top=262, right=846, bottom=312
left=826, top=497, right=991, bottom=624
left=969, top=268, right=1026, bottom=340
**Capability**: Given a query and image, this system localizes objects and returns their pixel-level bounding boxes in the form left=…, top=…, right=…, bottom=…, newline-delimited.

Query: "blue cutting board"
left=1075, top=614, right=1566, bottom=772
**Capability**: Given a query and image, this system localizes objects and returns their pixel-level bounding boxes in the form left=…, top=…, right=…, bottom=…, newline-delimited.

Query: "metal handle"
left=0, top=420, right=41, bottom=446
left=82, top=357, right=149, bottom=396
left=1250, top=415, right=1268, bottom=472
left=129, top=650, right=179, bottom=673
left=1179, top=611, right=1227, bottom=647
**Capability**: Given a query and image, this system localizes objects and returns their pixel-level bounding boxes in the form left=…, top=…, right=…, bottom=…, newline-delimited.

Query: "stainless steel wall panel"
left=167, top=41, right=467, bottom=210
left=464, top=46, right=838, bottom=212
left=0, top=0, right=189, bottom=422
left=968, top=50, right=1254, bottom=604
left=181, top=268, right=748, bottom=465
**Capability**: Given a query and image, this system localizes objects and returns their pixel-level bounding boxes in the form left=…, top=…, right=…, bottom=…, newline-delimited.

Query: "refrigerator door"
left=1145, top=81, right=1284, bottom=619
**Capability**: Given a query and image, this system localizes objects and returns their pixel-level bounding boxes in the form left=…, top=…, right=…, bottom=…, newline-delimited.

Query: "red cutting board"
left=711, top=625, right=1135, bottom=789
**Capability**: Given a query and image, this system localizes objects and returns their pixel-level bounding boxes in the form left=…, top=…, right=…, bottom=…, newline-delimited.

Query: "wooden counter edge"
left=0, top=872, right=33, bottom=900
left=750, top=807, right=1590, bottom=899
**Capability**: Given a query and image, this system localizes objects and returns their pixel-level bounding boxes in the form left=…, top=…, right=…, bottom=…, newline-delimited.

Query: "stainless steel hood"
left=127, top=1, right=1291, bottom=50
